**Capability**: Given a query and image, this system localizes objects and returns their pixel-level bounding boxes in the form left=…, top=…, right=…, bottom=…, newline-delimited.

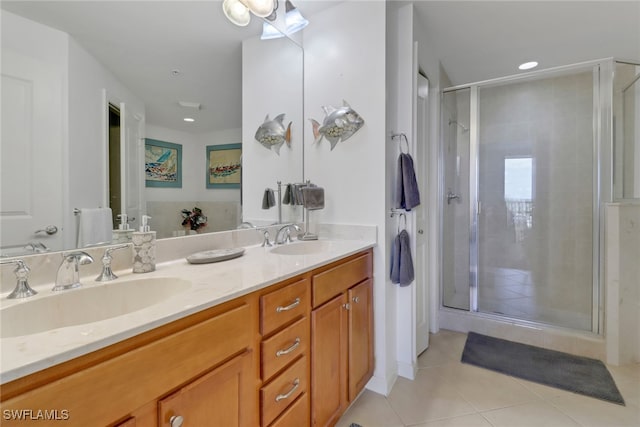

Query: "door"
left=415, top=72, right=430, bottom=355
left=119, top=102, right=144, bottom=232
left=158, top=350, right=255, bottom=427
left=1, top=50, right=63, bottom=253
left=347, top=279, right=373, bottom=401
left=311, top=294, right=347, bottom=427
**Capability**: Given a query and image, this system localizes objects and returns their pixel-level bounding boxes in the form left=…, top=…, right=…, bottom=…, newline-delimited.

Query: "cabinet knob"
left=343, top=303, right=350, bottom=310
left=170, top=415, right=184, bottom=427
left=352, top=296, right=360, bottom=303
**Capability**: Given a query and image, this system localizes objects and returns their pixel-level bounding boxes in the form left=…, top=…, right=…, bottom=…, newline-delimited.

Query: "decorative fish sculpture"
left=309, top=100, right=365, bottom=150
left=255, top=113, right=291, bottom=155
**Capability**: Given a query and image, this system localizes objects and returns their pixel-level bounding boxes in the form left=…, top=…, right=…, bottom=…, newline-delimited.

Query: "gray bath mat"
left=461, top=332, right=625, bottom=405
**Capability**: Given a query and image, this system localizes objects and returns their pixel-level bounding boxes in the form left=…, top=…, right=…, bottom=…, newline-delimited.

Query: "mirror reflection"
left=0, top=1, right=304, bottom=256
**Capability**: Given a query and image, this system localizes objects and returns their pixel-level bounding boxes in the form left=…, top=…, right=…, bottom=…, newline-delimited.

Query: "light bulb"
left=223, top=0, right=251, bottom=26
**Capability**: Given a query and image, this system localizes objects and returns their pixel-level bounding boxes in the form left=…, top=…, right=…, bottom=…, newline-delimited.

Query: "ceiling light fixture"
left=222, top=0, right=251, bottom=26
left=518, top=61, right=539, bottom=71
left=223, top=0, right=275, bottom=26
left=260, top=0, right=308, bottom=40
left=184, top=118, right=195, bottom=122
left=284, top=0, right=308, bottom=34
left=261, top=21, right=285, bottom=40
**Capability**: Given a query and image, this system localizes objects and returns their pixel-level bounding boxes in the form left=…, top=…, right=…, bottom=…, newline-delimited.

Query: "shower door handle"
left=446, top=191, right=461, bottom=204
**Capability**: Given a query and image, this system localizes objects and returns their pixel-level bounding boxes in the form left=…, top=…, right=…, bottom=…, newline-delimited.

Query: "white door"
left=1, top=50, right=64, bottom=254
left=120, top=102, right=144, bottom=232
left=415, top=73, right=430, bottom=356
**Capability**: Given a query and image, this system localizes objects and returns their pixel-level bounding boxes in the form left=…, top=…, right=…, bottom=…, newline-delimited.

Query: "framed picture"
left=145, top=139, right=182, bottom=188
left=206, top=143, right=242, bottom=189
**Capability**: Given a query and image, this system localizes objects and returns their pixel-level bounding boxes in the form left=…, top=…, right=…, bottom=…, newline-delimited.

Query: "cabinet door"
left=311, top=294, right=348, bottom=427
left=348, top=279, right=374, bottom=401
left=158, top=350, right=255, bottom=427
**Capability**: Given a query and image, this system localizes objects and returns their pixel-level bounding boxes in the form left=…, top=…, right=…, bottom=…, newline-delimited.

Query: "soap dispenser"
left=112, top=213, right=133, bottom=243
left=132, top=215, right=156, bottom=273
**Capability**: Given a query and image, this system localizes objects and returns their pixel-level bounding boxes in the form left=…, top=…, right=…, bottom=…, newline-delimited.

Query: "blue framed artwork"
left=145, top=138, right=182, bottom=188
left=206, top=144, right=242, bottom=189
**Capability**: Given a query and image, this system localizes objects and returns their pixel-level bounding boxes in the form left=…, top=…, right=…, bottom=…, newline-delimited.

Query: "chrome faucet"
left=275, top=224, right=302, bottom=245
left=95, top=244, right=130, bottom=282
left=0, top=259, right=38, bottom=299
left=54, top=251, right=94, bottom=291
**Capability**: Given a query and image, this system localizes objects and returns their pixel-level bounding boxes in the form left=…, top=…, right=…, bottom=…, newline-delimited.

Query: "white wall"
left=242, top=35, right=304, bottom=225
left=303, top=1, right=391, bottom=394
left=606, top=203, right=640, bottom=365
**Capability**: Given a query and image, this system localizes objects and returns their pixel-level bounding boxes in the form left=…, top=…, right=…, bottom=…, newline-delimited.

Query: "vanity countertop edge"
left=0, top=238, right=376, bottom=384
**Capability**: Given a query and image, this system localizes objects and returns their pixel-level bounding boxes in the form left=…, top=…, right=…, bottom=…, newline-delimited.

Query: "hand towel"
left=282, top=184, right=293, bottom=205
left=390, top=229, right=414, bottom=286
left=77, top=207, right=113, bottom=248
left=262, top=188, right=276, bottom=209
left=302, top=187, right=325, bottom=210
left=395, top=153, right=421, bottom=210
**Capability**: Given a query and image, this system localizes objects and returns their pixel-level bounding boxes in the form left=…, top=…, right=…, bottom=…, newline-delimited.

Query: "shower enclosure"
left=439, top=60, right=623, bottom=333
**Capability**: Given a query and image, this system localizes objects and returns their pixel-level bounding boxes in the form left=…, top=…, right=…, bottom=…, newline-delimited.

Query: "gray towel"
left=395, top=153, right=421, bottom=210
left=282, top=184, right=293, bottom=205
left=302, top=187, right=324, bottom=210
left=262, top=188, right=275, bottom=209
left=390, top=229, right=414, bottom=286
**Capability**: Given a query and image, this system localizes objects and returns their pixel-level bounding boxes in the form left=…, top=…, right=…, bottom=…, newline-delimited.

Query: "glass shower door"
left=442, top=88, right=471, bottom=310
left=476, top=70, right=595, bottom=331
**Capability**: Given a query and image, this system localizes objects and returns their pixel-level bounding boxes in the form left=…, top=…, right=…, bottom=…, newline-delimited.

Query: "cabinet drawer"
left=261, top=356, right=307, bottom=427
left=312, top=251, right=372, bottom=307
left=269, top=393, right=309, bottom=427
left=261, top=317, right=309, bottom=381
left=261, top=278, right=309, bottom=336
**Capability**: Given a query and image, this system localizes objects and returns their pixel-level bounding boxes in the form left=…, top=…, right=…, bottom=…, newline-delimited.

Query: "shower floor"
left=445, top=267, right=592, bottom=331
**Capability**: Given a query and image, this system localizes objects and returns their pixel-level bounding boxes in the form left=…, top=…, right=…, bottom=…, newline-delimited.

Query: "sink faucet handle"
left=0, top=259, right=38, bottom=299
left=261, top=230, right=273, bottom=247
left=96, top=244, right=130, bottom=282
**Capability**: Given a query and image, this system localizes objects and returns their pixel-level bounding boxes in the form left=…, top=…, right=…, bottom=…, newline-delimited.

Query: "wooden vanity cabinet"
left=310, top=249, right=374, bottom=427
left=0, top=296, right=259, bottom=427
left=0, top=248, right=373, bottom=427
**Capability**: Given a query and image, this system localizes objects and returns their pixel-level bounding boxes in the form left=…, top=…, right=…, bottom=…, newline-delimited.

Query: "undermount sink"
left=270, top=240, right=333, bottom=256
left=1, top=277, right=191, bottom=338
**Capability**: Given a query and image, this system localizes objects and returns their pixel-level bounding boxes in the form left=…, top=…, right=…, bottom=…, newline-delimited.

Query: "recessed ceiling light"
left=184, top=118, right=195, bottom=122
left=518, top=61, right=538, bottom=71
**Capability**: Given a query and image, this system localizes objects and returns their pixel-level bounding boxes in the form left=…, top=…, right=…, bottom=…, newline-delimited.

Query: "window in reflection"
left=504, top=156, right=534, bottom=242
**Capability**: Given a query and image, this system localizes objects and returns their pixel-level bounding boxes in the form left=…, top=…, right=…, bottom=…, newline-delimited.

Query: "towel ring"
left=392, top=133, right=410, bottom=154
left=397, top=212, right=407, bottom=234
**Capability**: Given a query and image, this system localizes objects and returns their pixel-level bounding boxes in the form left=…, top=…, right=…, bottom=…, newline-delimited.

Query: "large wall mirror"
left=0, top=1, right=304, bottom=256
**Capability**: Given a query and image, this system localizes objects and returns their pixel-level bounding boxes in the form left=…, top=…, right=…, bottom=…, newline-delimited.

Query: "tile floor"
left=337, top=330, right=640, bottom=427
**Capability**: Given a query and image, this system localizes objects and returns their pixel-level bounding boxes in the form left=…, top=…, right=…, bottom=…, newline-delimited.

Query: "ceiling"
left=413, top=1, right=640, bottom=85
left=3, top=1, right=639, bottom=134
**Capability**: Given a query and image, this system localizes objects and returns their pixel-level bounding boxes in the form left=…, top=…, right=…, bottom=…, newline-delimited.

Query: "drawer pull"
left=352, top=296, right=360, bottom=303
left=276, top=297, right=301, bottom=313
left=275, top=378, right=300, bottom=402
left=276, top=338, right=301, bottom=357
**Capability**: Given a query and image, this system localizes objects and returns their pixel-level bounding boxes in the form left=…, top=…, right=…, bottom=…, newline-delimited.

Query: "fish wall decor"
left=309, top=100, right=365, bottom=150
left=255, top=113, right=292, bottom=155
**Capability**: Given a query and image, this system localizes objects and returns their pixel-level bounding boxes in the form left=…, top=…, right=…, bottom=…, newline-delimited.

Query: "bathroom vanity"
left=0, top=239, right=374, bottom=427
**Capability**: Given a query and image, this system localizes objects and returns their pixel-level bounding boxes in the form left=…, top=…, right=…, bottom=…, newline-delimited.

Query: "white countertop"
left=0, top=238, right=375, bottom=384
